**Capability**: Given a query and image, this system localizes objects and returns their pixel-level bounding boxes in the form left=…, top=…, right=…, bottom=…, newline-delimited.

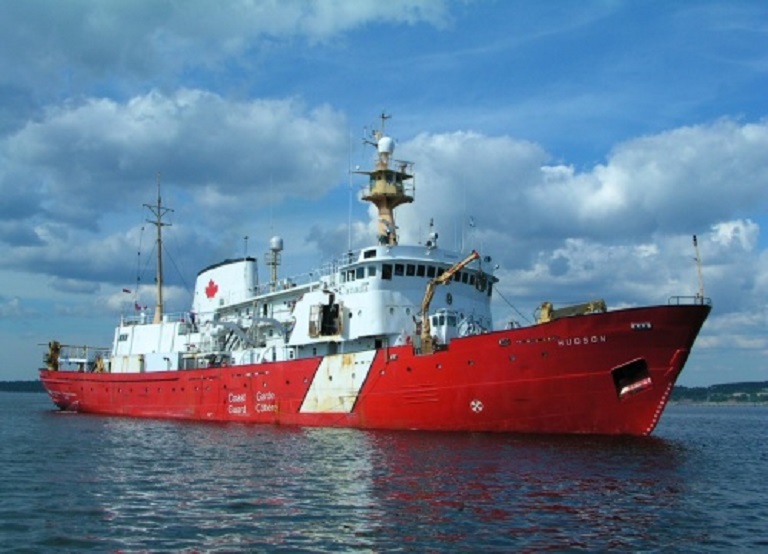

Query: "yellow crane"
left=420, top=250, right=481, bottom=355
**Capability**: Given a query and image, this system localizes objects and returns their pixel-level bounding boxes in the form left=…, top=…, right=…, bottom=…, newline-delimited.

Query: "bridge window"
left=382, top=264, right=392, bottom=280
left=417, top=264, right=426, bottom=277
left=427, top=266, right=436, bottom=278
left=363, top=249, right=377, bottom=259
left=368, top=265, right=377, bottom=277
left=394, top=264, right=404, bottom=276
left=406, top=264, right=415, bottom=276
left=356, top=267, right=365, bottom=279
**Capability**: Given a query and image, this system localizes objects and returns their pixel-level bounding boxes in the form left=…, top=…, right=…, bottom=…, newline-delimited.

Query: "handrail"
left=668, top=295, right=712, bottom=306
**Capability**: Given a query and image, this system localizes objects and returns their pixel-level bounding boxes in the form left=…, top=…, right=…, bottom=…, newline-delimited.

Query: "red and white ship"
left=39, top=116, right=710, bottom=435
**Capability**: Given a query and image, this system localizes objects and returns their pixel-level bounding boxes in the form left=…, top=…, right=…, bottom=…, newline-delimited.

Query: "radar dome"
left=377, top=136, right=395, bottom=155
left=269, top=236, right=284, bottom=252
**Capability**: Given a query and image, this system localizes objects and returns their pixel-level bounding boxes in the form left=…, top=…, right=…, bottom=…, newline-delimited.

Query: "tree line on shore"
left=672, top=381, right=768, bottom=403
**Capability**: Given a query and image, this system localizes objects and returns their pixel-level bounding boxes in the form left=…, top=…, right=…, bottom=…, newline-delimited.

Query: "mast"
left=144, top=174, right=173, bottom=324
left=693, top=234, right=705, bottom=304
left=358, top=113, right=414, bottom=245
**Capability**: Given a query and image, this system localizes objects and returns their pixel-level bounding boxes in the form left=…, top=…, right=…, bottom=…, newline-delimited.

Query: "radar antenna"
left=358, top=114, right=415, bottom=245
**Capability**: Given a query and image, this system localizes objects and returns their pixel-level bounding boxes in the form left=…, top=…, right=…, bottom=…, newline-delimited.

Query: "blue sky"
left=0, top=0, right=766, bottom=385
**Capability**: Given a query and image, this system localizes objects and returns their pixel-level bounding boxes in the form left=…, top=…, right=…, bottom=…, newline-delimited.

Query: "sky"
left=0, top=0, right=766, bottom=386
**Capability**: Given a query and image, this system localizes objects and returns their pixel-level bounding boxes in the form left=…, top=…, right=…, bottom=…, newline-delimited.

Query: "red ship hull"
left=40, top=304, right=710, bottom=435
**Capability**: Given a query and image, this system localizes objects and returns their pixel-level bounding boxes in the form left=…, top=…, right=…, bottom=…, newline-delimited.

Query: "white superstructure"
left=100, top=116, right=498, bottom=374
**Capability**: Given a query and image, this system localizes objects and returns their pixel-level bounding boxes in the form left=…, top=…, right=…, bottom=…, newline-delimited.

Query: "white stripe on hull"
left=299, top=351, right=376, bottom=413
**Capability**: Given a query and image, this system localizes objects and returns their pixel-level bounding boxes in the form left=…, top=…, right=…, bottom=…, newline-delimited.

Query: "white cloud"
left=0, top=1, right=765, bottom=387
left=0, top=296, right=32, bottom=318
left=0, top=1, right=450, bottom=89
left=366, top=121, right=768, bottom=366
left=1, top=90, right=348, bottom=229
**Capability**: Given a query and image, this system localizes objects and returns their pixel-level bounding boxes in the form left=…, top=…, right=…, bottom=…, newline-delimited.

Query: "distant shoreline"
left=670, top=400, right=767, bottom=407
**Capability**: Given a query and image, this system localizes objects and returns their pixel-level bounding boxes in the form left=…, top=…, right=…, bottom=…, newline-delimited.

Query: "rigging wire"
left=162, top=206, right=192, bottom=294
left=493, top=286, right=532, bottom=325
left=134, top=223, right=145, bottom=301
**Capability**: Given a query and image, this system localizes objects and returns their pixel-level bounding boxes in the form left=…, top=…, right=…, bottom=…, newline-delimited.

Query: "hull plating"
left=40, top=304, right=710, bottom=435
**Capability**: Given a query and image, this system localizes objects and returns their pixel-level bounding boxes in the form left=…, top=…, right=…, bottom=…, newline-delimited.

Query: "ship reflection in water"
left=82, top=415, right=690, bottom=551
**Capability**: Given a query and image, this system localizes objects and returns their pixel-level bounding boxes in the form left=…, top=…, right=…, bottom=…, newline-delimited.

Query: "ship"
left=39, top=115, right=711, bottom=435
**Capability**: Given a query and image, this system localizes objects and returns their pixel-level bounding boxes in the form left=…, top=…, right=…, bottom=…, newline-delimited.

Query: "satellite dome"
left=269, top=236, right=284, bottom=252
left=377, top=136, right=395, bottom=155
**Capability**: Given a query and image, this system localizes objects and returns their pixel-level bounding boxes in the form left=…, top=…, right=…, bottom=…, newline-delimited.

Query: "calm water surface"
left=1, top=392, right=766, bottom=552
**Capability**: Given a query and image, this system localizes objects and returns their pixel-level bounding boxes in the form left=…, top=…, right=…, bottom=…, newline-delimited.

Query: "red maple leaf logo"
left=205, top=279, right=219, bottom=299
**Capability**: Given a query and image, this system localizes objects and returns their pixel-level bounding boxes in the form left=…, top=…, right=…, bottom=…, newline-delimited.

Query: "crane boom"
left=420, top=250, right=481, bottom=354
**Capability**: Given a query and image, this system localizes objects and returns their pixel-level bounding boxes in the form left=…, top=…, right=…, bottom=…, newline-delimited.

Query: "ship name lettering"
left=256, top=391, right=276, bottom=402
left=228, top=392, right=247, bottom=403
left=256, top=403, right=277, bottom=413
left=344, top=283, right=369, bottom=294
left=557, top=335, right=607, bottom=347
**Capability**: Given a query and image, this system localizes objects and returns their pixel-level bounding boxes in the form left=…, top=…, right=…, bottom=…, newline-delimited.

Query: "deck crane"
left=420, top=250, right=481, bottom=355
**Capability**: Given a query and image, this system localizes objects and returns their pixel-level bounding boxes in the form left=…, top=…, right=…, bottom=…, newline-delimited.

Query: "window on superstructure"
left=406, top=264, right=415, bottom=276
left=469, top=274, right=476, bottom=286
left=437, top=267, right=445, bottom=278
left=461, top=273, right=469, bottom=284
left=448, top=314, right=457, bottom=326
left=417, top=264, right=425, bottom=277
left=368, top=265, right=377, bottom=277
left=364, top=249, right=376, bottom=259
left=453, top=272, right=461, bottom=282
left=487, top=281, right=493, bottom=297
left=394, top=264, right=404, bottom=276
left=382, top=264, right=392, bottom=280
left=427, top=266, right=436, bottom=278
left=356, top=267, right=365, bottom=280
left=347, top=269, right=355, bottom=282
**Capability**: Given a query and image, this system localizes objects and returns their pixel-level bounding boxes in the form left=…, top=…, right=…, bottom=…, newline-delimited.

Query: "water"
left=1, top=393, right=766, bottom=552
